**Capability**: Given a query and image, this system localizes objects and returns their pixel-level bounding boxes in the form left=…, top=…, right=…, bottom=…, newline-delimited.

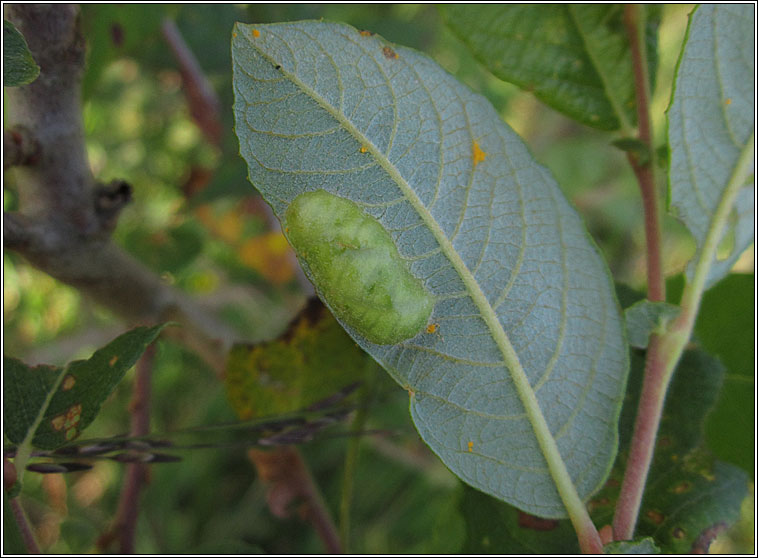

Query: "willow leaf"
left=232, top=21, right=627, bottom=518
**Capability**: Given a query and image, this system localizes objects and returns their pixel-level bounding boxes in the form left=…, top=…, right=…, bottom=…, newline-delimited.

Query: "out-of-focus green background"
left=3, top=4, right=752, bottom=554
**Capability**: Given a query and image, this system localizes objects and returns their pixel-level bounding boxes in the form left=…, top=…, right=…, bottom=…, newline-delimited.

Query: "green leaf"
left=624, top=300, right=680, bottom=349
left=604, top=537, right=660, bottom=554
left=439, top=5, right=660, bottom=131
left=459, top=485, right=579, bottom=554
left=592, top=349, right=749, bottom=553
left=3, top=494, right=28, bottom=554
left=668, top=5, right=755, bottom=289
left=225, top=298, right=376, bottom=419
left=3, top=19, right=40, bottom=87
left=3, top=324, right=166, bottom=451
left=695, top=273, right=754, bottom=474
left=232, top=21, right=628, bottom=518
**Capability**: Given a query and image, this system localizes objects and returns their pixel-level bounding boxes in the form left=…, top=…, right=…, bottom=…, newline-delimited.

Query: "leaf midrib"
left=241, top=23, right=589, bottom=517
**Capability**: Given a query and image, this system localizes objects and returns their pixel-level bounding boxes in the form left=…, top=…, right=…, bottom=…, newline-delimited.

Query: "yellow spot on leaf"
left=359, top=146, right=368, bottom=153
left=109, top=356, right=118, bottom=367
left=61, top=374, right=76, bottom=391
left=467, top=441, right=474, bottom=452
left=51, top=414, right=66, bottom=431
left=472, top=141, right=487, bottom=166
left=252, top=29, right=260, bottom=38
left=725, top=98, right=732, bottom=105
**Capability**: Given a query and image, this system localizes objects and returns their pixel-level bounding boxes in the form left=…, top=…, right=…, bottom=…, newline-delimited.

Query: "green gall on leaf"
left=284, top=190, right=434, bottom=345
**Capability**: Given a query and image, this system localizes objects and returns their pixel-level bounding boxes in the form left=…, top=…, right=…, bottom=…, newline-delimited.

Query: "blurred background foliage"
left=3, top=4, right=752, bottom=554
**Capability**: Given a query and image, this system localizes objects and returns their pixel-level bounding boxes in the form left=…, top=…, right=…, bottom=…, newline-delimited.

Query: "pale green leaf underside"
left=232, top=21, right=627, bottom=518
left=669, top=4, right=755, bottom=289
left=624, top=300, right=680, bottom=349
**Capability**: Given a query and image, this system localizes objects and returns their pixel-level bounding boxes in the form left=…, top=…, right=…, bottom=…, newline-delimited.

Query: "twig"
left=623, top=4, right=665, bottom=302
left=3, top=5, right=236, bottom=376
left=161, top=18, right=222, bottom=146
left=249, top=447, right=343, bottom=554
left=9, top=495, right=41, bottom=554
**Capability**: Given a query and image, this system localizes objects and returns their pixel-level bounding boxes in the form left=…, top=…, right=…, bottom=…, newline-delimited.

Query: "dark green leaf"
left=3, top=494, right=28, bottom=554
left=459, top=485, right=579, bottom=554
left=591, top=348, right=749, bottom=553
left=440, top=5, right=660, bottom=131
left=3, top=19, right=40, bottom=87
left=3, top=324, right=166, bottom=450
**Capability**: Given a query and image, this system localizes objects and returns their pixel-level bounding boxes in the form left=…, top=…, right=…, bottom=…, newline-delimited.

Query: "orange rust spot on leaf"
left=725, top=98, right=732, bottom=105
left=472, top=141, right=487, bottom=166
left=64, top=404, right=82, bottom=429
left=467, top=441, right=474, bottom=452
left=359, top=146, right=368, bottom=153
left=252, top=29, right=260, bottom=38
left=232, top=32, right=238, bottom=38
left=426, top=323, right=439, bottom=334
left=646, top=509, right=665, bottom=525
left=359, top=30, right=374, bottom=37
left=61, top=374, right=76, bottom=391
left=109, top=355, right=119, bottom=367
left=382, top=46, right=398, bottom=60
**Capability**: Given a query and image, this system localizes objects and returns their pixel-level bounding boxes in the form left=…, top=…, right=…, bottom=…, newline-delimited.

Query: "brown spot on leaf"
left=672, top=480, right=692, bottom=494
left=645, top=509, right=665, bottom=525
left=61, top=374, right=76, bottom=391
left=382, top=46, right=398, bottom=60
left=672, top=527, right=686, bottom=539
left=518, top=512, right=559, bottom=531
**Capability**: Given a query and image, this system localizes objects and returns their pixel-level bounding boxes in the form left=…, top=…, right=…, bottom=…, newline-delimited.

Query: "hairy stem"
left=624, top=4, right=665, bottom=303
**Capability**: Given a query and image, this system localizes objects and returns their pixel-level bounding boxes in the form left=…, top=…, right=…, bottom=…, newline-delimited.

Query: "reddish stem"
left=613, top=5, right=669, bottom=541
left=98, top=345, right=156, bottom=553
left=9, top=495, right=41, bottom=554
left=612, top=335, right=668, bottom=540
left=624, top=4, right=665, bottom=302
